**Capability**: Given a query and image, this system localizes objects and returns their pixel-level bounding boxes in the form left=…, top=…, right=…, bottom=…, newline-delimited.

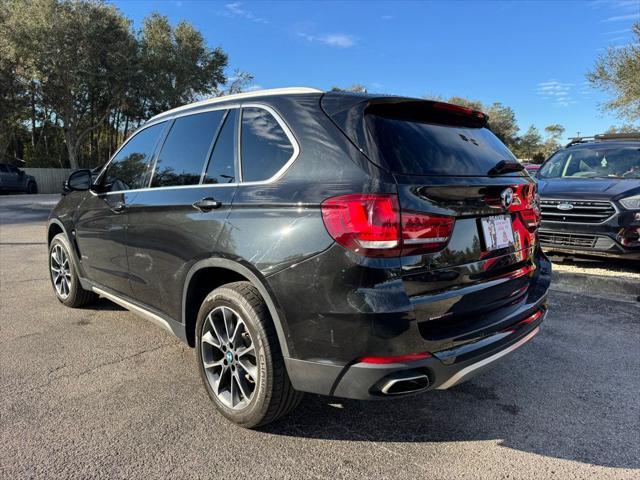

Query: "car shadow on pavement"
left=263, top=378, right=638, bottom=470
left=91, top=297, right=127, bottom=312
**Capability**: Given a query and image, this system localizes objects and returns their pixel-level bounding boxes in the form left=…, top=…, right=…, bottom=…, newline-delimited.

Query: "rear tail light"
left=511, top=184, right=540, bottom=230
left=320, top=193, right=455, bottom=257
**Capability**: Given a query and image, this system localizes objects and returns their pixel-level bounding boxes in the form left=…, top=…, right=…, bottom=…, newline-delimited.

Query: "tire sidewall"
left=195, top=287, right=273, bottom=427
left=49, top=234, right=79, bottom=306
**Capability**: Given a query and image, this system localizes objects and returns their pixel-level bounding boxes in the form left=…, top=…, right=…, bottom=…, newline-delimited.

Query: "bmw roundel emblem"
left=500, top=188, right=514, bottom=209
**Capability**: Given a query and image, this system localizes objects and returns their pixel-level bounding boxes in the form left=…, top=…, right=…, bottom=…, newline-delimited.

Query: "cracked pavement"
left=1, top=195, right=639, bottom=479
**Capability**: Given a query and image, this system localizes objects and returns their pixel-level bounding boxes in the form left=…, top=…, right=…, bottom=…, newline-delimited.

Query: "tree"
left=604, top=124, right=640, bottom=134
left=220, top=69, right=254, bottom=95
left=485, top=102, right=518, bottom=146
left=331, top=84, right=368, bottom=93
left=586, top=21, right=640, bottom=121
left=0, top=7, right=27, bottom=162
left=3, top=0, right=137, bottom=168
left=514, top=125, right=543, bottom=160
left=544, top=124, right=565, bottom=141
left=136, top=13, right=228, bottom=118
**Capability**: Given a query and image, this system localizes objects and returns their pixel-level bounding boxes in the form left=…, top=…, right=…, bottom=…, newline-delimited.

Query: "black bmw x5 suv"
left=47, top=87, right=550, bottom=428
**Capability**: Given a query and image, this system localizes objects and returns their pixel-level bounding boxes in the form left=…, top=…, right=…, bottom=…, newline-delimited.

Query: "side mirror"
left=64, top=169, right=92, bottom=192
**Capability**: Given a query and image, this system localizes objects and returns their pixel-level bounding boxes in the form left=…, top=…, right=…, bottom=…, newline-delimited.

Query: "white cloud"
left=318, top=34, right=356, bottom=48
left=535, top=80, right=577, bottom=107
left=222, top=2, right=269, bottom=24
left=602, top=13, right=640, bottom=22
left=298, top=32, right=356, bottom=48
left=381, top=15, right=395, bottom=20
left=245, top=85, right=263, bottom=92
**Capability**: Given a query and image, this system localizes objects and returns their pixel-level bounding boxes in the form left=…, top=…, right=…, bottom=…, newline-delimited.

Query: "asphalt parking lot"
left=1, top=194, right=639, bottom=479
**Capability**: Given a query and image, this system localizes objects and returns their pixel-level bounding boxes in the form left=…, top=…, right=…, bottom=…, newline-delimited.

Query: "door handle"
left=110, top=201, right=126, bottom=213
left=192, top=197, right=222, bottom=212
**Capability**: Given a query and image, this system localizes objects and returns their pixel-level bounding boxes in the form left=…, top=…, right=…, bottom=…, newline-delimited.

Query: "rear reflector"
left=321, top=193, right=455, bottom=257
left=359, top=352, right=432, bottom=364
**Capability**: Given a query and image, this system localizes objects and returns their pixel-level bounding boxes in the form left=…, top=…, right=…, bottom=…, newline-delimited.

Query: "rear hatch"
left=321, top=93, right=543, bottom=348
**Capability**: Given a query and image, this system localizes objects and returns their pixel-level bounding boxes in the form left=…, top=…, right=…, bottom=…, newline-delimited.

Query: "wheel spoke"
left=203, top=358, right=224, bottom=369
left=234, top=370, right=251, bottom=400
left=237, top=344, right=255, bottom=358
left=237, top=357, right=258, bottom=381
left=209, top=313, right=227, bottom=345
left=230, top=371, right=238, bottom=407
left=230, top=319, right=242, bottom=345
left=202, top=330, right=221, bottom=348
left=222, top=307, right=234, bottom=344
left=215, top=366, right=230, bottom=395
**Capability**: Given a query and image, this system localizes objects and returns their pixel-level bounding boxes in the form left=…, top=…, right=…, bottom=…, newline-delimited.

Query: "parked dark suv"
left=0, top=163, right=38, bottom=194
left=537, top=133, right=640, bottom=260
left=47, top=88, right=550, bottom=428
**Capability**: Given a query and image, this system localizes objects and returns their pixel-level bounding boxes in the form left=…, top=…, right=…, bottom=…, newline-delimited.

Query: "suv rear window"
left=367, top=115, right=516, bottom=176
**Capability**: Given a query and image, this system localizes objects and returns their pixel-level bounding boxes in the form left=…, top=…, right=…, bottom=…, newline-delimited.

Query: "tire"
left=48, top=233, right=97, bottom=307
left=27, top=182, right=38, bottom=194
left=195, top=281, right=303, bottom=428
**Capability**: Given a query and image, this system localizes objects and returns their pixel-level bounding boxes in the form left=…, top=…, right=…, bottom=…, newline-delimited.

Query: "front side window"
left=103, top=122, right=165, bottom=191
left=152, top=110, right=225, bottom=188
left=539, top=146, right=640, bottom=179
left=204, top=109, right=237, bottom=184
left=240, top=107, right=294, bottom=182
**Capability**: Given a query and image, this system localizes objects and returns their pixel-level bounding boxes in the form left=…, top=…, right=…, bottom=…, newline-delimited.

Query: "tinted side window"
left=0, top=165, right=8, bottom=172
left=240, top=107, right=294, bottom=182
left=104, top=123, right=165, bottom=191
left=204, top=109, right=237, bottom=184
left=152, top=110, right=225, bottom=188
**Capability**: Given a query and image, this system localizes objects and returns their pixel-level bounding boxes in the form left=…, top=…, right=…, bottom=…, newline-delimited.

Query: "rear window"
left=367, top=115, right=516, bottom=176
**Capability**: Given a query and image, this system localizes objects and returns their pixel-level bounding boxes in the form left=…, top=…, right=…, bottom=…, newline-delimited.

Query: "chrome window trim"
left=96, top=102, right=299, bottom=195
left=237, top=103, right=300, bottom=186
left=146, top=87, right=321, bottom=123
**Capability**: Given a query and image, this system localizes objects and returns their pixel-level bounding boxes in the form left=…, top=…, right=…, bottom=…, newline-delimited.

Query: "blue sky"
left=114, top=0, right=640, bottom=141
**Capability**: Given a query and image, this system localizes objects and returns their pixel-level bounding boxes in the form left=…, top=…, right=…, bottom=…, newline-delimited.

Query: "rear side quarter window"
left=240, top=107, right=295, bottom=182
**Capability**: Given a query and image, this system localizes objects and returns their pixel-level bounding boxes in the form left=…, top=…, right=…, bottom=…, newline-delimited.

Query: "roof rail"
left=594, top=132, right=640, bottom=141
left=565, top=132, right=640, bottom=147
left=148, top=87, right=323, bottom=122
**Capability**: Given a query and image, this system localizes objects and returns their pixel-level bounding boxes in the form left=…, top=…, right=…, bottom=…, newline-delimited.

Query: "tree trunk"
left=63, top=127, right=79, bottom=170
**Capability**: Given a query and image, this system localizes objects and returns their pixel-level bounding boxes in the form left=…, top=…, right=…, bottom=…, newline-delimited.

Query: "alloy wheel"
left=50, top=244, right=71, bottom=299
left=200, top=306, right=259, bottom=410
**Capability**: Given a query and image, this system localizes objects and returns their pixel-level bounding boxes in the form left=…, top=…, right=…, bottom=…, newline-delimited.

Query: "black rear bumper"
left=285, top=307, right=545, bottom=399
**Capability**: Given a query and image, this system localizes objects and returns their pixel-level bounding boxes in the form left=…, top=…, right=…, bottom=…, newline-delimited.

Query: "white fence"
left=23, top=168, right=71, bottom=194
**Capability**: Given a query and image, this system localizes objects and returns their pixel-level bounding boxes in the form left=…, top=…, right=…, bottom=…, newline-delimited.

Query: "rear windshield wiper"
left=488, top=160, right=524, bottom=176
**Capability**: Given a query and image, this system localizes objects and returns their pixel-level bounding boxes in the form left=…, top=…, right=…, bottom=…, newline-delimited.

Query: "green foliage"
left=330, top=84, right=368, bottom=93
left=0, top=0, right=242, bottom=169
left=604, top=124, right=640, bottom=134
left=587, top=22, right=640, bottom=121
left=446, top=97, right=519, bottom=150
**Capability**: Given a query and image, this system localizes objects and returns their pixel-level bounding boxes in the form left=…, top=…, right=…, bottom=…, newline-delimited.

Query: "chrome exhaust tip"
left=380, top=374, right=430, bottom=395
